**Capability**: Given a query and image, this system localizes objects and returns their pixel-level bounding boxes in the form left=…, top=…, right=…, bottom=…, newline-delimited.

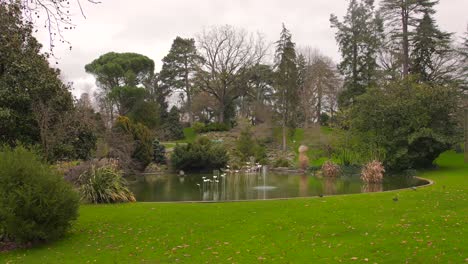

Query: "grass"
left=1, top=151, right=467, bottom=263
left=181, top=128, right=197, bottom=143
left=161, top=128, right=196, bottom=150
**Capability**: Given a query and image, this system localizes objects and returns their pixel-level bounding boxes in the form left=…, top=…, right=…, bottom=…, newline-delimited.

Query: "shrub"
left=346, top=79, right=460, bottom=171
left=321, top=161, right=341, bottom=178
left=191, top=122, right=205, bottom=133
left=115, top=116, right=154, bottom=168
left=235, top=127, right=267, bottom=164
left=78, top=165, right=136, bottom=204
left=171, top=137, right=229, bottom=171
left=160, top=106, right=184, bottom=140
left=0, top=146, right=79, bottom=244
left=152, top=139, right=166, bottom=164
left=320, top=113, right=330, bottom=126
left=274, top=158, right=290, bottom=168
left=360, top=160, right=385, bottom=183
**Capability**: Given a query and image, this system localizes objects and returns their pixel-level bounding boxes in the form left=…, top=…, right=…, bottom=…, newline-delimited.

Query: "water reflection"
left=361, top=183, right=383, bottom=193
left=128, top=171, right=427, bottom=202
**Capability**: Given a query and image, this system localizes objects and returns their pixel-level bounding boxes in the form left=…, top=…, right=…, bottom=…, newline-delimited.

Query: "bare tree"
left=298, top=48, right=342, bottom=128
left=196, top=25, right=268, bottom=123
left=0, top=0, right=100, bottom=52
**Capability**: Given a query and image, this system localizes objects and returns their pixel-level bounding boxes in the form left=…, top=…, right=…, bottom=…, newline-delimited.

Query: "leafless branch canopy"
left=0, top=0, right=100, bottom=52
left=196, top=25, right=268, bottom=122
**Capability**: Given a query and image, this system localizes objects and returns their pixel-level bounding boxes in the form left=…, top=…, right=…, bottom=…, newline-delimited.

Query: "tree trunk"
left=218, top=103, right=225, bottom=123
left=465, top=108, right=468, bottom=163
left=185, top=62, right=193, bottom=124
left=401, top=7, right=409, bottom=77
left=317, top=81, right=322, bottom=124
left=282, top=123, right=287, bottom=152
left=303, top=108, right=309, bottom=129
left=186, top=93, right=193, bottom=124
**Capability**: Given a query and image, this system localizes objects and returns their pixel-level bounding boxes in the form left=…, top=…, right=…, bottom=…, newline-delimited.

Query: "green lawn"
left=1, top=152, right=467, bottom=263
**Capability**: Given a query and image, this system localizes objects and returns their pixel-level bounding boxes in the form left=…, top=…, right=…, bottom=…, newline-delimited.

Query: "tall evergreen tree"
left=143, top=73, right=170, bottom=122
left=460, top=27, right=468, bottom=87
left=461, top=27, right=468, bottom=163
left=380, top=0, right=438, bottom=77
left=411, top=10, right=451, bottom=82
left=274, top=24, right=299, bottom=151
left=330, top=0, right=383, bottom=107
left=159, top=37, right=203, bottom=124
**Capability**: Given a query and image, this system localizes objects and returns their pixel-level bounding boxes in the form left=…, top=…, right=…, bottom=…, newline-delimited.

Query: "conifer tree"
left=411, top=10, right=451, bottom=82
left=330, top=0, right=383, bottom=107
left=380, top=0, right=438, bottom=77
left=274, top=24, right=299, bottom=151
left=159, top=37, right=203, bottom=124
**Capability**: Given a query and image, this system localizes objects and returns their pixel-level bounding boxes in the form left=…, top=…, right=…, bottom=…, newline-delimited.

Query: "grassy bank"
left=1, top=152, right=467, bottom=263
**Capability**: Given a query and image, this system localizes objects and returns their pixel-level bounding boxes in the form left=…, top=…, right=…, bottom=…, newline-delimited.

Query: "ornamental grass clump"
left=321, top=161, right=341, bottom=178
left=360, top=160, right=385, bottom=183
left=78, top=165, right=136, bottom=204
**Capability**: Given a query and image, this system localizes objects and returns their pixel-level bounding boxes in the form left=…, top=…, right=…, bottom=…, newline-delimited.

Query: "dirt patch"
left=0, top=241, right=31, bottom=252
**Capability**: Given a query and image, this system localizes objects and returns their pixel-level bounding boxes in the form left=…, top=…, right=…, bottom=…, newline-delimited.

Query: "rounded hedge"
left=0, top=146, right=79, bottom=244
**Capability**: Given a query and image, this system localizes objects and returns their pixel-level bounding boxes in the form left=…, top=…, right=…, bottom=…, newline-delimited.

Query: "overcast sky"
left=34, top=0, right=468, bottom=97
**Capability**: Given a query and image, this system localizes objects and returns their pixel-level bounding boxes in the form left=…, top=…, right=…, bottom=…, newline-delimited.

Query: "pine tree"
left=296, top=54, right=308, bottom=127
left=274, top=24, right=299, bottom=152
left=162, top=106, right=184, bottom=140
left=380, top=0, right=438, bottom=77
left=411, top=10, right=451, bottom=82
left=143, top=73, right=170, bottom=122
left=330, top=0, right=383, bottom=107
left=159, top=37, right=202, bottom=124
left=460, top=27, right=468, bottom=80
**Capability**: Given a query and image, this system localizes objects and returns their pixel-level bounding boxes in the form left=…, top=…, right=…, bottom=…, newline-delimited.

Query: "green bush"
left=236, top=127, right=268, bottom=164
left=346, top=79, right=459, bottom=170
left=0, top=146, right=79, bottom=244
left=191, top=122, right=205, bottom=133
left=115, top=116, right=154, bottom=168
left=78, top=165, right=136, bottom=204
left=274, top=158, right=290, bottom=168
left=152, top=139, right=166, bottom=164
left=171, top=137, right=229, bottom=171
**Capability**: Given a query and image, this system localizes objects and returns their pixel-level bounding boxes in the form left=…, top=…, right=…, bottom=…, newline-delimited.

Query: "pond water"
left=128, top=169, right=428, bottom=202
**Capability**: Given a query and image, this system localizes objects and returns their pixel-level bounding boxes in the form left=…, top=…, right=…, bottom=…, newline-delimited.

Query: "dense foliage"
left=115, top=116, right=154, bottom=168
left=171, top=137, right=228, bottom=171
left=159, top=37, right=202, bottom=124
left=346, top=79, right=460, bottom=170
left=235, top=127, right=267, bottom=164
left=152, top=139, right=166, bottom=164
left=330, top=0, right=382, bottom=107
left=0, top=4, right=97, bottom=161
left=160, top=106, right=184, bottom=140
left=0, top=146, right=79, bottom=244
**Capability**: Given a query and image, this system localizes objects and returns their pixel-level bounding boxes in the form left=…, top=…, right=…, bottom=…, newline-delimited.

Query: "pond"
left=128, top=169, right=429, bottom=202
